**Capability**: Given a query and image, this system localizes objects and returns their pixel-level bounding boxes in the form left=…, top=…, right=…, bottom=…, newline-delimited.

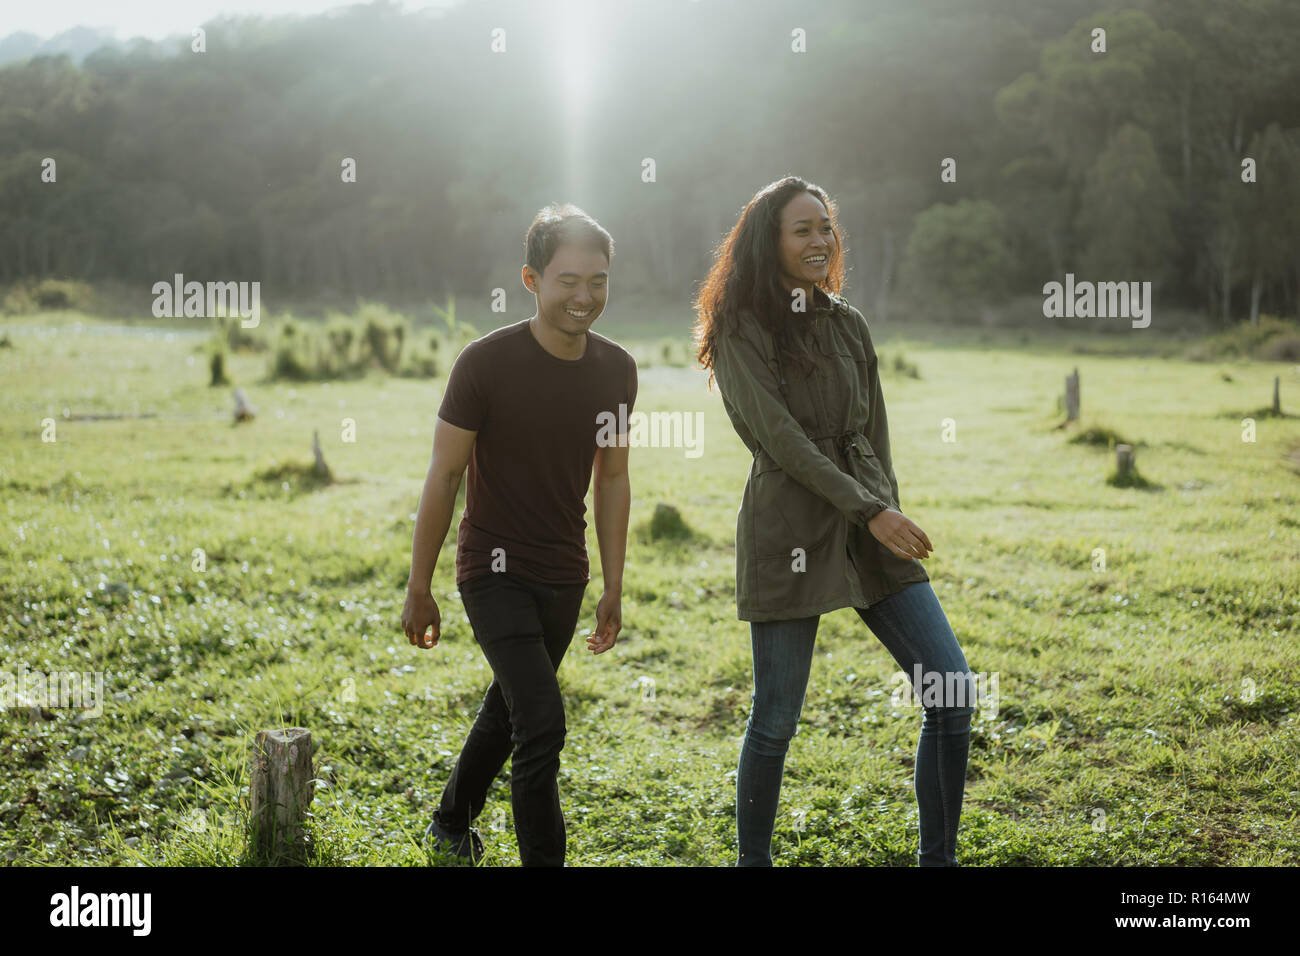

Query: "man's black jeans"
left=433, top=571, right=587, bottom=866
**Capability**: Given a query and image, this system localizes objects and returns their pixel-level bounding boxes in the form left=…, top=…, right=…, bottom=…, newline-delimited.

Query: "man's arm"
left=587, top=436, right=630, bottom=654
left=402, top=416, right=476, bottom=648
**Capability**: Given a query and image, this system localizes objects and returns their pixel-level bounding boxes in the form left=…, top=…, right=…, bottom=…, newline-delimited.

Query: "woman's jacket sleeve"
left=713, top=328, right=890, bottom=527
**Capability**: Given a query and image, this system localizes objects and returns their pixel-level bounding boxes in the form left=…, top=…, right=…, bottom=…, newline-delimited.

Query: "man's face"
left=525, top=241, right=610, bottom=337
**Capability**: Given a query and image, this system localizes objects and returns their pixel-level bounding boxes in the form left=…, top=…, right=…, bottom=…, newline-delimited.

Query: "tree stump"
left=1065, top=368, right=1080, bottom=422
left=233, top=387, right=256, bottom=422
left=1115, top=443, right=1135, bottom=479
left=311, top=429, right=333, bottom=481
left=249, top=727, right=315, bottom=865
left=210, top=351, right=227, bottom=387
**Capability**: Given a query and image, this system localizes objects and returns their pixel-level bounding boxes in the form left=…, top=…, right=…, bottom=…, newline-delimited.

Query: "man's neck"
left=528, top=315, right=587, bottom=360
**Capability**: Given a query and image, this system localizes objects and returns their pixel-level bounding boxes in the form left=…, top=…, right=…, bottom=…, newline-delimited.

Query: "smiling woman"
left=693, top=175, right=977, bottom=868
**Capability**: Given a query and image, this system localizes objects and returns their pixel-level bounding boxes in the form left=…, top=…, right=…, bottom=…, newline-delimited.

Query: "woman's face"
left=777, top=191, right=836, bottom=295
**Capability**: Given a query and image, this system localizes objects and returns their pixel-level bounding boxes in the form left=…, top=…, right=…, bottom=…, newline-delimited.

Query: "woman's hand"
left=867, top=508, right=933, bottom=561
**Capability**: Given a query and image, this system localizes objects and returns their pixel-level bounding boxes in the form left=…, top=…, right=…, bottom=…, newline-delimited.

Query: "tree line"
left=1, top=0, right=1297, bottom=327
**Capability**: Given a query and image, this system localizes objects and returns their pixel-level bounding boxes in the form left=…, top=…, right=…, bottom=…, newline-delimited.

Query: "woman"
left=693, top=176, right=977, bottom=866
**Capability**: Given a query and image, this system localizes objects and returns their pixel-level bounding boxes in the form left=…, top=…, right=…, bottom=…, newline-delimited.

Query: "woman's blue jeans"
left=736, top=581, right=975, bottom=866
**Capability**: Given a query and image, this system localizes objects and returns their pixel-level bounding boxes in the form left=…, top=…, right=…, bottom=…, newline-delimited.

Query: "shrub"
left=1184, top=315, right=1300, bottom=362
left=1068, top=424, right=1130, bottom=448
left=263, top=303, right=443, bottom=382
left=1260, top=333, right=1300, bottom=362
left=35, top=278, right=93, bottom=310
left=216, top=314, right=269, bottom=353
left=1106, top=465, right=1154, bottom=489
left=2, top=285, right=34, bottom=314
left=647, top=503, right=693, bottom=541
left=426, top=296, right=478, bottom=358
left=271, top=342, right=312, bottom=381
left=397, top=350, right=441, bottom=378
left=397, top=331, right=442, bottom=378
left=889, top=351, right=921, bottom=379
left=2, top=278, right=95, bottom=314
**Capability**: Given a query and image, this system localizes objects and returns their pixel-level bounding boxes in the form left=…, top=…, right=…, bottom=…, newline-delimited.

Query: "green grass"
left=2, top=310, right=1299, bottom=866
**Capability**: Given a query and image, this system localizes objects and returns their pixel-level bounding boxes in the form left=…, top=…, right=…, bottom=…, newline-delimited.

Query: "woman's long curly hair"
left=693, top=176, right=848, bottom=390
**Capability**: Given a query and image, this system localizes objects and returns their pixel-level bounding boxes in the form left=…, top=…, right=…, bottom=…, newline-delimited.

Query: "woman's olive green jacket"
left=712, top=288, right=930, bottom=622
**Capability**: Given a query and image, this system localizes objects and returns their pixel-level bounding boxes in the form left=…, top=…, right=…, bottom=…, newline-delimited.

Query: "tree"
left=1075, top=124, right=1180, bottom=285
left=900, top=200, right=1016, bottom=316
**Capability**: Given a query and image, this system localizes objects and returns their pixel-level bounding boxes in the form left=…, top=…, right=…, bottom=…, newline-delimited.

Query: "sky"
left=3, top=0, right=465, bottom=41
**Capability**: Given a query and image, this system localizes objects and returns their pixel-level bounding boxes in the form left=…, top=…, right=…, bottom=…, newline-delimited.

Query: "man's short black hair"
left=525, top=203, right=614, bottom=277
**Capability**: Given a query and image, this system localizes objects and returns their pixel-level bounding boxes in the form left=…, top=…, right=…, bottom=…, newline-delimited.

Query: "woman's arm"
left=712, top=327, right=889, bottom=526
left=846, top=306, right=933, bottom=560
left=862, top=346, right=902, bottom=509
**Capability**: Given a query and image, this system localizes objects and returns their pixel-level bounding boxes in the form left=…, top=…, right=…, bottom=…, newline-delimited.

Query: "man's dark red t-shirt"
left=436, top=318, right=637, bottom=587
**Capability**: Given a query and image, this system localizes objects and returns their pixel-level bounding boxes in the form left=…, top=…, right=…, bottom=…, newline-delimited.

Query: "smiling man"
left=401, top=203, right=637, bottom=867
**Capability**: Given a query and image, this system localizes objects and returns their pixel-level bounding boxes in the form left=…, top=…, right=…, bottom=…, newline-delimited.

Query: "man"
left=401, top=203, right=636, bottom=867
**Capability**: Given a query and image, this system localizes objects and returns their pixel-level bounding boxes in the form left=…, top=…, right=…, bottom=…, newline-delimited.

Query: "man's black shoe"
left=424, top=815, right=485, bottom=863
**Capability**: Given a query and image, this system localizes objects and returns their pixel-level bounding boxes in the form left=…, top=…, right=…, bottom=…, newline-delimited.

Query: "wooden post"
left=1065, top=368, right=1080, bottom=422
left=232, top=387, right=256, bottom=422
left=249, top=727, right=315, bottom=865
left=1115, top=443, right=1135, bottom=479
left=1273, top=376, right=1281, bottom=415
left=311, top=429, right=333, bottom=480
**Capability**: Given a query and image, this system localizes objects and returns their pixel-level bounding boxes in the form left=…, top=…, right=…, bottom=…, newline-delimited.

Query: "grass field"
left=2, top=308, right=1298, bottom=866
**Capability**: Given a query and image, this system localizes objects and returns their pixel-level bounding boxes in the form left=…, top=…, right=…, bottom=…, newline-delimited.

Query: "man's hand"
left=402, top=588, right=442, bottom=649
left=586, top=590, right=622, bottom=654
left=867, top=508, right=933, bottom=561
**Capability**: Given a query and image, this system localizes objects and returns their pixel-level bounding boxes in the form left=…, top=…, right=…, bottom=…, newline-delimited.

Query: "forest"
left=1, top=0, right=1298, bottom=327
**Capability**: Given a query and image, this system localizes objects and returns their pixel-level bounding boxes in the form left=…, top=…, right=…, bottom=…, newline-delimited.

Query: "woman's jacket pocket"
left=747, top=459, right=844, bottom=560
left=841, top=436, right=895, bottom=510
